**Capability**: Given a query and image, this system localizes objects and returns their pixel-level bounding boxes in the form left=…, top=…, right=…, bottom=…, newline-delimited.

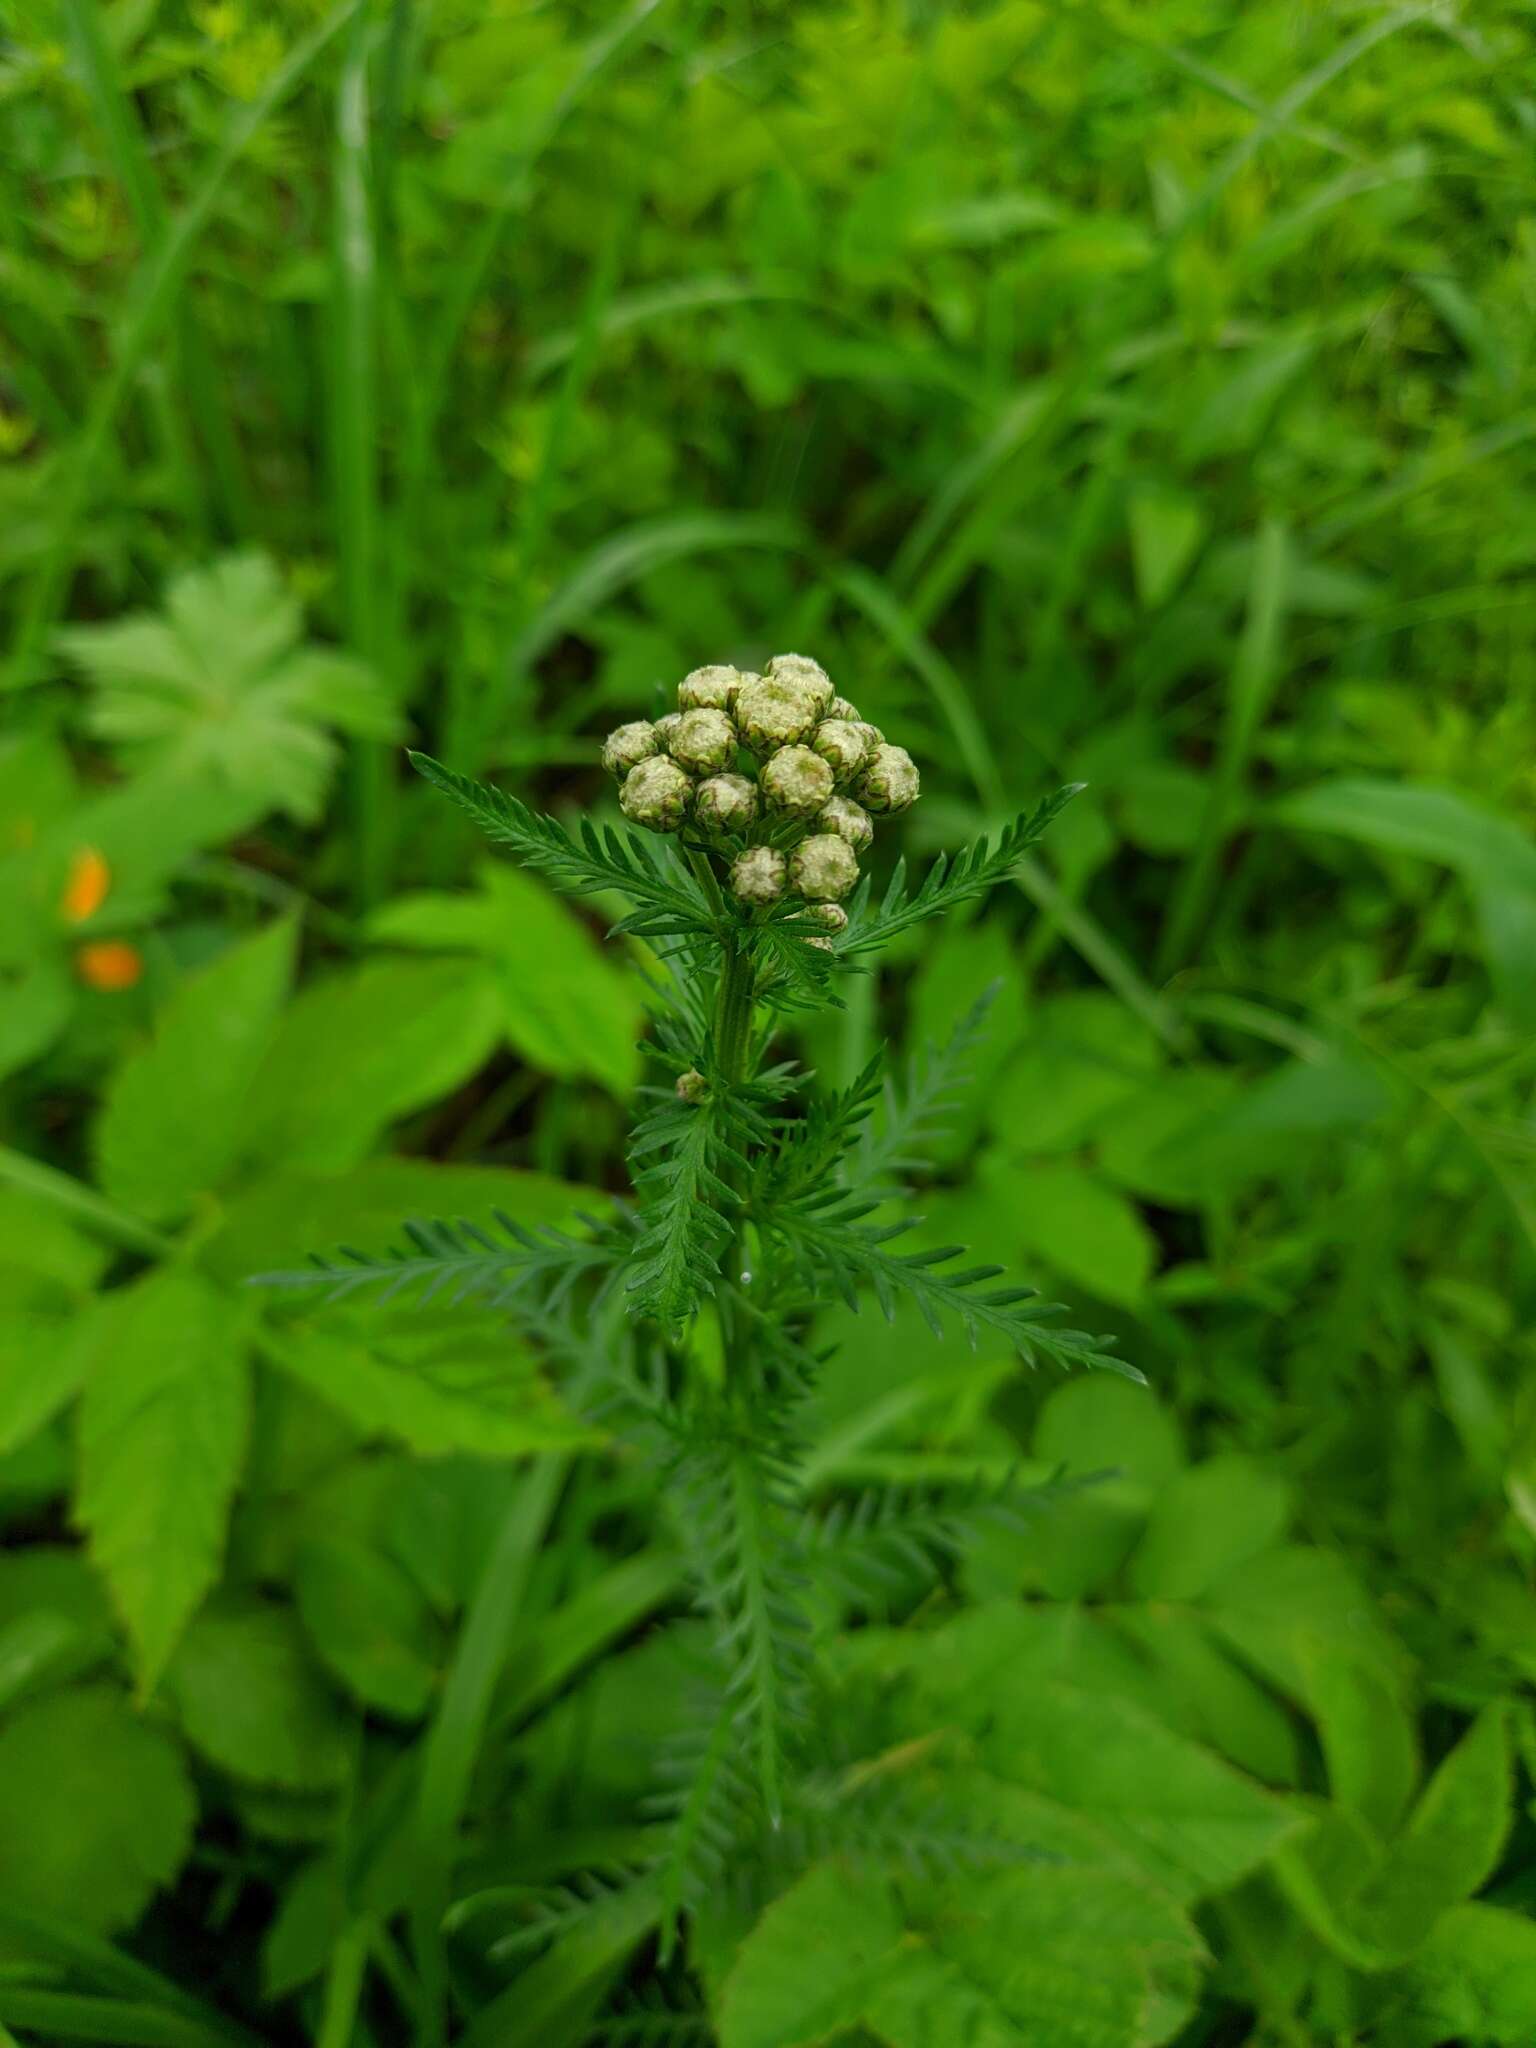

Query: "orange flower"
left=61, top=846, right=111, bottom=923
left=76, top=940, right=142, bottom=991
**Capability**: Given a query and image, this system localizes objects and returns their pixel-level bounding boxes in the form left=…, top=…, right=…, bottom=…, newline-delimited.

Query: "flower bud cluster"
left=602, top=653, right=919, bottom=932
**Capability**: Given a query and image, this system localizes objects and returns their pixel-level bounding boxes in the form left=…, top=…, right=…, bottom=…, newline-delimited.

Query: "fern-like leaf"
left=836, top=785, right=1081, bottom=958
left=410, top=751, right=712, bottom=941
left=759, top=1053, right=885, bottom=1204
left=626, top=1094, right=742, bottom=1326
left=771, top=1195, right=1139, bottom=1379
left=249, top=1210, right=627, bottom=1311
left=855, top=984, right=999, bottom=1192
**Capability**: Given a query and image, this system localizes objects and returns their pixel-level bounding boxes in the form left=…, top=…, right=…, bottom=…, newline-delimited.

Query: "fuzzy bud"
left=675, top=1068, right=708, bottom=1103
left=730, top=845, right=787, bottom=905
left=620, top=755, right=693, bottom=832
left=819, top=794, right=874, bottom=853
left=858, top=743, right=920, bottom=815
left=810, top=718, right=870, bottom=788
left=670, top=706, right=737, bottom=775
left=694, top=772, right=759, bottom=833
left=829, top=695, right=861, bottom=723
left=735, top=672, right=820, bottom=754
left=790, top=832, right=859, bottom=902
left=806, top=935, right=835, bottom=953
left=805, top=901, right=848, bottom=934
left=678, top=665, right=743, bottom=713
left=855, top=720, right=885, bottom=752
left=765, top=653, right=835, bottom=720
left=654, top=712, right=683, bottom=752
left=760, top=743, right=834, bottom=818
left=601, top=721, right=658, bottom=779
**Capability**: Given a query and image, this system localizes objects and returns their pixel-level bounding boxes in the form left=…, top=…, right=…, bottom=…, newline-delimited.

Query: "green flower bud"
left=735, top=672, right=820, bottom=753
left=807, top=935, right=835, bottom=953
left=601, top=720, right=659, bottom=779
left=790, top=832, right=859, bottom=902
left=829, top=695, right=861, bottom=723
left=810, top=718, right=870, bottom=788
left=670, top=706, right=738, bottom=775
left=855, top=720, right=885, bottom=752
left=805, top=900, right=848, bottom=934
left=858, top=742, right=919, bottom=814
left=694, top=772, right=759, bottom=833
left=818, top=794, right=874, bottom=853
left=620, top=755, right=693, bottom=832
left=678, top=664, right=743, bottom=712
left=765, top=652, right=835, bottom=720
left=730, top=845, right=787, bottom=905
left=654, top=712, right=683, bottom=752
left=760, top=743, right=834, bottom=818
left=675, top=1068, right=708, bottom=1103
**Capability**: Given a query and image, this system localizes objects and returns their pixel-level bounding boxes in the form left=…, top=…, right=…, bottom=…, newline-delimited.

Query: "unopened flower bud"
left=765, top=653, right=834, bottom=720
left=810, top=718, right=869, bottom=788
left=620, top=756, right=693, bottom=832
left=675, top=1068, right=708, bottom=1103
left=830, top=696, right=862, bottom=723
left=730, top=845, right=787, bottom=905
left=807, top=935, right=835, bottom=953
left=819, top=794, right=874, bottom=853
left=790, top=832, right=859, bottom=902
left=678, top=665, right=743, bottom=712
left=694, top=772, right=759, bottom=833
left=735, top=673, right=819, bottom=754
left=760, top=743, right=834, bottom=818
left=858, top=743, right=919, bottom=815
left=654, top=712, right=683, bottom=752
left=855, top=720, right=885, bottom=752
left=806, top=901, right=848, bottom=934
left=670, top=707, right=737, bottom=775
left=601, top=721, right=659, bottom=779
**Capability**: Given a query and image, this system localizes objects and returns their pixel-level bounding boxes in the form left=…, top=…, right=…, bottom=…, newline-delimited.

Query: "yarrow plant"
left=261, top=655, right=1136, bottom=1965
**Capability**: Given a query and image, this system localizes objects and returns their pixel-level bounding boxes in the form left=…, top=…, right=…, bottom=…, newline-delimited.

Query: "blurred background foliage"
left=3, top=0, right=1536, bottom=2043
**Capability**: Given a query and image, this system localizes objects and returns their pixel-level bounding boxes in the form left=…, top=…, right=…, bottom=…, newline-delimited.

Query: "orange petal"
left=61, top=846, right=111, bottom=922
left=76, top=940, right=142, bottom=991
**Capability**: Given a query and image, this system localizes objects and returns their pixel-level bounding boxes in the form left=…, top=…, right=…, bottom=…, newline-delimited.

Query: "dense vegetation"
left=3, top=2, right=1536, bottom=2044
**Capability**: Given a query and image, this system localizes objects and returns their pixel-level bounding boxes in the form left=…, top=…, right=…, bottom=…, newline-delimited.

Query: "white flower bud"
left=810, top=718, right=870, bottom=788
left=654, top=712, right=683, bottom=752
left=858, top=743, right=919, bottom=815
left=790, top=832, right=859, bottom=902
left=735, top=672, right=820, bottom=754
left=760, top=743, right=834, bottom=819
left=670, top=707, right=738, bottom=775
left=678, top=665, right=743, bottom=712
left=805, top=901, right=848, bottom=934
left=601, top=721, right=659, bottom=779
left=818, top=794, right=874, bottom=853
left=765, top=653, right=835, bottom=720
left=730, top=845, right=787, bottom=905
left=620, top=755, right=693, bottom=832
left=807, top=935, right=835, bottom=953
left=830, top=695, right=861, bottom=723
left=694, top=772, right=759, bottom=833
left=855, top=720, right=885, bottom=751
left=675, top=1068, right=708, bottom=1103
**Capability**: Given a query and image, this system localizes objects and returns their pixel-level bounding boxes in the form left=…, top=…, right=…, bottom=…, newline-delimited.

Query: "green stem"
left=715, top=935, right=757, bottom=1086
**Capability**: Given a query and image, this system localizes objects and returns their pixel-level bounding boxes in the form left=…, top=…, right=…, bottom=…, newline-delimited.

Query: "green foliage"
left=2, top=0, right=1536, bottom=2043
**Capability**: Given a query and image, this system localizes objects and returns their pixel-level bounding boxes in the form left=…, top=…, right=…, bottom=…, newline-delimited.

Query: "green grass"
left=3, top=1, right=1536, bottom=2043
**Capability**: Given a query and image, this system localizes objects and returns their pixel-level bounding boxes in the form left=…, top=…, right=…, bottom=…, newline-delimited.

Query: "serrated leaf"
left=264, top=1326, right=595, bottom=1459
left=95, top=917, right=296, bottom=1220
left=74, top=1271, right=251, bottom=1692
left=0, top=1684, right=194, bottom=1932
left=1388, top=1901, right=1536, bottom=2046
left=164, top=1598, right=351, bottom=1791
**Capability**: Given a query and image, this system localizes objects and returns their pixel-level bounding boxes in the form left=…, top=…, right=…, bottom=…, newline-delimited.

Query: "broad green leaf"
left=1015, top=1377, right=1181, bottom=1598
left=0, top=955, right=71, bottom=1080
left=1005, top=1158, right=1156, bottom=1307
left=1128, top=489, right=1206, bottom=608
left=1181, top=334, right=1317, bottom=459
left=994, top=994, right=1161, bottom=1157
left=0, top=1313, right=89, bottom=1455
left=294, top=1537, right=439, bottom=1719
left=1302, top=1649, right=1419, bottom=1837
left=241, top=954, right=503, bottom=1172
left=371, top=864, right=641, bottom=1095
left=0, top=1684, right=194, bottom=1932
left=164, top=1597, right=351, bottom=1791
left=75, top=1271, right=251, bottom=1691
left=1128, top=1454, right=1290, bottom=1601
left=95, top=917, right=296, bottom=1219
left=59, top=553, right=400, bottom=824
left=1388, top=1902, right=1536, bottom=2046
left=264, top=1326, right=596, bottom=1459
left=717, top=1858, right=1205, bottom=2048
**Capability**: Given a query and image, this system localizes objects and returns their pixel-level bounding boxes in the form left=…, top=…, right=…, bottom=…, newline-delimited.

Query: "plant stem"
left=715, top=934, right=756, bottom=1085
